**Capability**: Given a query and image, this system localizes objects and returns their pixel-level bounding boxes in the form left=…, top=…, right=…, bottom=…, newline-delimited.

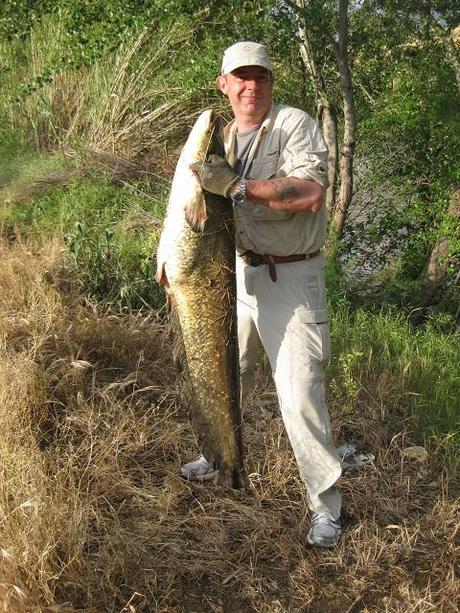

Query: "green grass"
left=329, top=297, right=459, bottom=460
left=2, top=163, right=458, bottom=458
left=1, top=167, right=168, bottom=310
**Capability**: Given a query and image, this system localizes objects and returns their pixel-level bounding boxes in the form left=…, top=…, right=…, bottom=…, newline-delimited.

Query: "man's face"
left=217, top=66, right=273, bottom=124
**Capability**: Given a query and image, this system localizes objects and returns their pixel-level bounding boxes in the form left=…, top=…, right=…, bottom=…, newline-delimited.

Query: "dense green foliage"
left=347, top=1, right=460, bottom=307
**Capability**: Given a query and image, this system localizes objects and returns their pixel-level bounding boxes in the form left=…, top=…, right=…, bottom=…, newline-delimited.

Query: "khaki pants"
left=237, top=254, right=342, bottom=520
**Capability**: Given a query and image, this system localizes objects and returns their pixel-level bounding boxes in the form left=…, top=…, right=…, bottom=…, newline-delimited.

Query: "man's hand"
left=190, top=154, right=238, bottom=197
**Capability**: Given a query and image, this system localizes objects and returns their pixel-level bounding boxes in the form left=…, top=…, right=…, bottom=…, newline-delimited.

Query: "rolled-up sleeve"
left=278, top=111, right=328, bottom=188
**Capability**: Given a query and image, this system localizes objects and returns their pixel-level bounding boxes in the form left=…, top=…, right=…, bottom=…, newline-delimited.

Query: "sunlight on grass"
left=330, top=301, right=459, bottom=460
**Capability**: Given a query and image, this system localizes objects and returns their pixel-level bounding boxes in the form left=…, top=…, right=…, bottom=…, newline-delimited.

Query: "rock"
left=402, top=445, right=428, bottom=462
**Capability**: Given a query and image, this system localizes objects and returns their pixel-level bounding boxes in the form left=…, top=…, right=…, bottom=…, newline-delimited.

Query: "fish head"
left=185, top=109, right=225, bottom=164
left=156, top=109, right=233, bottom=286
left=172, top=110, right=228, bottom=232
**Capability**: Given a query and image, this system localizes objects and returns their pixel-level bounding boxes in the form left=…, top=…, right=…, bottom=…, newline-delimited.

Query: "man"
left=184, top=41, right=342, bottom=548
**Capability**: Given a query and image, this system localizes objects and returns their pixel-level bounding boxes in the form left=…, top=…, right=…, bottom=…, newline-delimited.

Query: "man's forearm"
left=230, top=177, right=325, bottom=213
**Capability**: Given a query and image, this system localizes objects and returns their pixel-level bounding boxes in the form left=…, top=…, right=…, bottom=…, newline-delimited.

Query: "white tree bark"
left=331, top=0, right=356, bottom=239
left=293, top=0, right=338, bottom=212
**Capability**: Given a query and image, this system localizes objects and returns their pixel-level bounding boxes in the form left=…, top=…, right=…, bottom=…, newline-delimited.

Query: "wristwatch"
left=230, top=178, right=246, bottom=207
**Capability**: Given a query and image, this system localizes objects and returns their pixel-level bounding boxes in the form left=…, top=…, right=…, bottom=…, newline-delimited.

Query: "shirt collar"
left=224, top=103, right=276, bottom=152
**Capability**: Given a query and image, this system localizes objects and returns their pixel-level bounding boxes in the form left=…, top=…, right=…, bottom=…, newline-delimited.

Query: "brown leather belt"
left=241, top=249, right=321, bottom=282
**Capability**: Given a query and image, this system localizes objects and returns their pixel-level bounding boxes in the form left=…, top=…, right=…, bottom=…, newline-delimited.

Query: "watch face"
left=231, top=179, right=246, bottom=206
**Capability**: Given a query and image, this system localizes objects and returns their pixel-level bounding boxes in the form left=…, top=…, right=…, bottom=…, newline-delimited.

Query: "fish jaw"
left=181, top=109, right=220, bottom=165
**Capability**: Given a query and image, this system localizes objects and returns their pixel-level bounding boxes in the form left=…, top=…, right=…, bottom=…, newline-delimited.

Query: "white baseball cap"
left=221, top=41, right=273, bottom=75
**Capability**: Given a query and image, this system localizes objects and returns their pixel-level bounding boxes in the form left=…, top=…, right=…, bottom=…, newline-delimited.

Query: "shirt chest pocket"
left=246, top=151, right=292, bottom=221
left=247, top=151, right=279, bottom=180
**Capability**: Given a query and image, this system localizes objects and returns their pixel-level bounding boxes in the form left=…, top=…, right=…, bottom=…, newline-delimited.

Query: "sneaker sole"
left=306, top=536, right=339, bottom=548
left=180, top=469, right=219, bottom=482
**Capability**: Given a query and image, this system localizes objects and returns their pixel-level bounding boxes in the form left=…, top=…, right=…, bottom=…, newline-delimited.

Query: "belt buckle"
left=245, top=251, right=263, bottom=267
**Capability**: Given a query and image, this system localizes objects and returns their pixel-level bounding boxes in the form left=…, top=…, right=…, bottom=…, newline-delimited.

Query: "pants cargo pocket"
left=297, top=318, right=331, bottom=368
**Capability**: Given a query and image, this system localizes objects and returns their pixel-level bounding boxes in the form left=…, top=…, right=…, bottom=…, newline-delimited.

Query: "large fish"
left=156, top=109, right=247, bottom=488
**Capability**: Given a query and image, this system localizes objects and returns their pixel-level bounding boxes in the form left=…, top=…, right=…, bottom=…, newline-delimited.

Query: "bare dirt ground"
left=0, top=239, right=458, bottom=612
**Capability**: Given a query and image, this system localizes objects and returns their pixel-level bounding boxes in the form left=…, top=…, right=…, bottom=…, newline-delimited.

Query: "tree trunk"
left=417, top=185, right=460, bottom=302
left=331, top=0, right=356, bottom=240
left=319, top=103, right=338, bottom=212
left=294, top=0, right=338, bottom=212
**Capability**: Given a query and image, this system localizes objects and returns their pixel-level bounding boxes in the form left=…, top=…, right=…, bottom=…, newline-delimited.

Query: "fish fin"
left=168, top=294, right=187, bottom=373
left=184, top=194, right=207, bottom=232
left=217, top=465, right=248, bottom=489
left=155, top=262, right=169, bottom=286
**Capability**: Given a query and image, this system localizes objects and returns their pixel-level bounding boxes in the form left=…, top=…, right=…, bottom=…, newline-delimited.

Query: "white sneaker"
left=307, top=512, right=342, bottom=548
left=180, top=455, right=218, bottom=482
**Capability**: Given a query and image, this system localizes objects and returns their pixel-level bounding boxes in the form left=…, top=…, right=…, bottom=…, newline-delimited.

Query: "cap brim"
left=222, top=60, right=272, bottom=74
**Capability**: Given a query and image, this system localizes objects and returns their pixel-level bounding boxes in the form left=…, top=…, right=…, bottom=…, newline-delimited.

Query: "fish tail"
left=217, top=465, right=248, bottom=489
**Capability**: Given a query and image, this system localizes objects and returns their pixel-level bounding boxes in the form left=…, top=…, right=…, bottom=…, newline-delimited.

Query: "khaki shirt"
left=224, top=103, right=328, bottom=256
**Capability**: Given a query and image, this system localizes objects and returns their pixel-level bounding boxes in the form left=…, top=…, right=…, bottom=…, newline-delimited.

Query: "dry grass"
left=0, top=237, right=458, bottom=612
left=2, top=22, right=214, bottom=174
